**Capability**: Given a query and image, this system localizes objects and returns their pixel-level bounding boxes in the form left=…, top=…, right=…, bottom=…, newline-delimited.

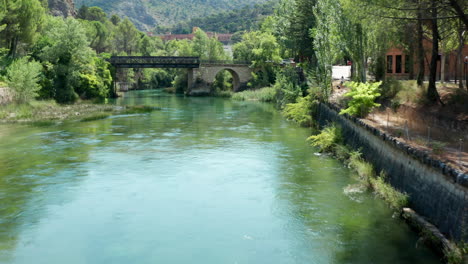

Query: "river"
left=0, top=90, right=440, bottom=263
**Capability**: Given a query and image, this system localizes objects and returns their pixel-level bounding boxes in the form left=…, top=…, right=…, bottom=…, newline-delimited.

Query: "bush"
left=283, top=95, right=317, bottom=127
left=232, top=87, right=276, bottom=102
left=274, top=67, right=304, bottom=109
left=6, top=57, right=43, bottom=103
left=340, top=81, right=382, bottom=117
left=307, top=123, right=342, bottom=152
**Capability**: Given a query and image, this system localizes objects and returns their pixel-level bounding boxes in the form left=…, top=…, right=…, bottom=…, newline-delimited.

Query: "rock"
left=48, top=0, right=76, bottom=18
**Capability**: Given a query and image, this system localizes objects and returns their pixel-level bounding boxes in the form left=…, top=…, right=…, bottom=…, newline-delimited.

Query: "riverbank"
left=314, top=102, right=467, bottom=264
left=0, top=100, right=159, bottom=124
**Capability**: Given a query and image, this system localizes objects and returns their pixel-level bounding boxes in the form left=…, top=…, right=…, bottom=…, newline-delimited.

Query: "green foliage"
left=307, top=123, right=342, bottom=152
left=77, top=6, right=107, bottom=22
left=348, top=150, right=374, bottom=186
left=283, top=95, right=316, bottom=127
left=6, top=57, right=42, bottom=103
left=340, top=81, right=382, bottom=117
left=381, top=78, right=403, bottom=100
left=312, top=0, right=342, bottom=97
left=370, top=172, right=409, bottom=210
left=80, top=112, right=110, bottom=122
left=233, top=31, right=281, bottom=68
left=231, top=87, right=276, bottom=102
left=161, top=2, right=275, bottom=34
left=114, top=18, right=140, bottom=55
left=74, top=0, right=267, bottom=31
left=274, top=67, right=303, bottom=108
left=0, top=0, right=45, bottom=56
left=122, top=105, right=161, bottom=114
left=172, top=71, right=188, bottom=94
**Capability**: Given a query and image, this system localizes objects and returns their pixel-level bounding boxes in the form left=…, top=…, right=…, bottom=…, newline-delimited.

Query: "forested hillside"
left=155, top=1, right=275, bottom=34
left=74, top=0, right=267, bottom=31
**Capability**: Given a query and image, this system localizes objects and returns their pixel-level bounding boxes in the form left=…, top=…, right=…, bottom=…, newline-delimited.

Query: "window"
left=396, top=55, right=402, bottom=73
left=387, top=55, right=393, bottom=73
left=405, top=55, right=410, bottom=73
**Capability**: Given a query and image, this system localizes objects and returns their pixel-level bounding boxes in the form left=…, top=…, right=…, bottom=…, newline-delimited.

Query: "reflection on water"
left=0, top=90, right=440, bottom=263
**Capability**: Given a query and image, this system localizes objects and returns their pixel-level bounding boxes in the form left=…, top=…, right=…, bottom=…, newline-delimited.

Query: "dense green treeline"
left=0, top=2, right=233, bottom=104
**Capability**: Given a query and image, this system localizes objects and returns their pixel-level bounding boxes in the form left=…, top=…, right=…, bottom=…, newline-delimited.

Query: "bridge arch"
left=211, top=68, right=241, bottom=91
left=188, top=64, right=254, bottom=95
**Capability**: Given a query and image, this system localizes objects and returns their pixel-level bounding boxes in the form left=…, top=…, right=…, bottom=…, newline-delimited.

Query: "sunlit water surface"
left=0, top=90, right=440, bottom=263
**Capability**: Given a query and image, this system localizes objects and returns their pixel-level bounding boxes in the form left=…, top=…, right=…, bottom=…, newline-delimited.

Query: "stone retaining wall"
left=317, top=102, right=468, bottom=241
left=0, top=87, right=12, bottom=104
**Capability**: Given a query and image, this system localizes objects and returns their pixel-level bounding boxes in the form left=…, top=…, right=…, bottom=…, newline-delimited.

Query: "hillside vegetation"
left=156, top=2, right=275, bottom=34
left=74, top=0, right=267, bottom=31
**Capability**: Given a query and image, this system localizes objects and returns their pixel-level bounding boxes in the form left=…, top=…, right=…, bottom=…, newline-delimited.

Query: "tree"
left=288, top=0, right=317, bottom=64
left=113, top=18, right=140, bottom=55
left=312, top=0, right=343, bottom=98
left=0, top=0, right=45, bottom=57
left=41, top=17, right=94, bottom=103
left=6, top=57, right=42, bottom=103
left=110, top=14, right=121, bottom=26
left=84, top=20, right=111, bottom=53
left=233, top=31, right=281, bottom=87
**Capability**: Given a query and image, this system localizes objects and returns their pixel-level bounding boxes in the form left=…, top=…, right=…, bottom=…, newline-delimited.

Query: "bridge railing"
left=200, top=60, right=252, bottom=65
left=109, top=56, right=201, bottom=68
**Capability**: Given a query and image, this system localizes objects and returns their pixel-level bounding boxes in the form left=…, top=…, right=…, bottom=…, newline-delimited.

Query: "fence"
left=368, top=105, right=468, bottom=172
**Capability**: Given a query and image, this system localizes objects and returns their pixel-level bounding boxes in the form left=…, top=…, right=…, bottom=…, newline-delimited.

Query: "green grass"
left=232, top=87, right=276, bottom=102
left=213, top=90, right=233, bottom=98
left=370, top=172, right=409, bottom=210
left=121, top=105, right=161, bottom=114
left=348, top=151, right=374, bottom=186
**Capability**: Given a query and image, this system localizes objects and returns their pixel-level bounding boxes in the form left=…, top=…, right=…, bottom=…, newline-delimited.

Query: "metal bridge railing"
left=200, top=60, right=251, bottom=65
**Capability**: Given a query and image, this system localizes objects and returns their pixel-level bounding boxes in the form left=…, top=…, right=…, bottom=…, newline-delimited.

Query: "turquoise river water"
left=0, top=90, right=441, bottom=263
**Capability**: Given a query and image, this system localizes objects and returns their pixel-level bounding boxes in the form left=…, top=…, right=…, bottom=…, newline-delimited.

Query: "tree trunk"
left=457, top=25, right=465, bottom=90
left=427, top=0, right=441, bottom=104
left=440, top=52, right=445, bottom=83
left=416, top=7, right=425, bottom=86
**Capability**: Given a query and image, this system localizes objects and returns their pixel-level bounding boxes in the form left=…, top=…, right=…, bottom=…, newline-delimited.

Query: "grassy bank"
left=308, top=122, right=465, bottom=263
left=307, top=122, right=409, bottom=210
left=0, top=100, right=160, bottom=124
left=232, top=87, right=276, bottom=102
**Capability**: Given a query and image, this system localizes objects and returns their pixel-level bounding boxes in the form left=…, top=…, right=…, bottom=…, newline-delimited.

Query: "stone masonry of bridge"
left=109, top=57, right=254, bottom=96
left=188, top=64, right=254, bottom=96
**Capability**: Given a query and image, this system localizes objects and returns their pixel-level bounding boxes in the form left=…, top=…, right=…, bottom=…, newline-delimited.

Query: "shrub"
left=6, top=57, right=43, bottom=104
left=340, top=81, right=382, bottom=117
left=307, top=123, right=342, bottom=152
left=283, top=95, right=317, bottom=127
left=274, top=67, right=304, bottom=108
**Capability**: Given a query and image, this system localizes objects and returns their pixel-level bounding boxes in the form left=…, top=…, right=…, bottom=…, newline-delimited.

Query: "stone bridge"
left=188, top=62, right=253, bottom=95
left=109, top=56, right=254, bottom=95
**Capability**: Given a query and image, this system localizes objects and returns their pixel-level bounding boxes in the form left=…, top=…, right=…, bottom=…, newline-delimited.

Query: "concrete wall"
left=317, top=103, right=468, bottom=241
left=0, top=87, right=12, bottom=104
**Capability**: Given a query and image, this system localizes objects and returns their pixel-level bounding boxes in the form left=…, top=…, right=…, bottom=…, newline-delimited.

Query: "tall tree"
left=113, top=18, right=140, bottom=55
left=0, top=0, right=45, bottom=57
left=288, top=0, right=317, bottom=64
left=41, top=17, right=94, bottom=103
